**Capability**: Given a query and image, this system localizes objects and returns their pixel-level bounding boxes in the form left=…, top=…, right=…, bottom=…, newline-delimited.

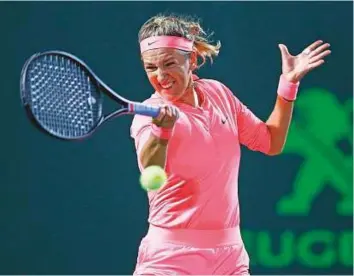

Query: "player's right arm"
left=131, top=105, right=179, bottom=170
left=139, top=132, right=169, bottom=169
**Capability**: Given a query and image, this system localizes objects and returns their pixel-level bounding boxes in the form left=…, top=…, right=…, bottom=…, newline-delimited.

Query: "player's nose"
left=156, top=68, right=168, bottom=83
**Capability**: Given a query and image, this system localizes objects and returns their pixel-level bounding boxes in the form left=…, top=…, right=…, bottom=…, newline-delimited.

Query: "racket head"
left=20, top=51, right=120, bottom=140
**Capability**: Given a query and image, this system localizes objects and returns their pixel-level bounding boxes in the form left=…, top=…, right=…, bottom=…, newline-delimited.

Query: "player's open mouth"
left=160, top=82, right=174, bottom=90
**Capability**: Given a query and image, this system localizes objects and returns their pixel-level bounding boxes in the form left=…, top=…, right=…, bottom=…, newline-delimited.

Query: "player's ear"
left=189, top=51, right=198, bottom=71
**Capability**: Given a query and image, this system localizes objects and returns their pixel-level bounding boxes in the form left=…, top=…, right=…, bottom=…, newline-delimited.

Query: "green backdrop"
left=1, top=1, right=352, bottom=275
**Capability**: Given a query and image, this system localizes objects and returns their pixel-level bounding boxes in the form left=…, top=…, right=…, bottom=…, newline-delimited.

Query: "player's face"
left=142, top=48, right=195, bottom=102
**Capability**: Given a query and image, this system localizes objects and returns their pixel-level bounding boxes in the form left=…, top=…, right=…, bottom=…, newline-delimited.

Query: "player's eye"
left=165, top=62, right=175, bottom=67
left=145, top=66, right=157, bottom=71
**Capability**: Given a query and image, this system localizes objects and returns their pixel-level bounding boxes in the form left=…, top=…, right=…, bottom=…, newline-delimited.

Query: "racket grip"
left=129, top=103, right=160, bottom=118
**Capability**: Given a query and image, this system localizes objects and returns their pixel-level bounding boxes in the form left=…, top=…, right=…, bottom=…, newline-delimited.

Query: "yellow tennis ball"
left=140, top=165, right=167, bottom=191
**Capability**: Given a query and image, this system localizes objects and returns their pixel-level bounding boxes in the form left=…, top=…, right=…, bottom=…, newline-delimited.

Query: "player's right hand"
left=152, top=105, right=180, bottom=129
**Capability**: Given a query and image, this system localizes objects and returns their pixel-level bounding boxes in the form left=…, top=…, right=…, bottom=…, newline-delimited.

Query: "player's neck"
left=179, top=88, right=200, bottom=108
left=193, top=89, right=199, bottom=107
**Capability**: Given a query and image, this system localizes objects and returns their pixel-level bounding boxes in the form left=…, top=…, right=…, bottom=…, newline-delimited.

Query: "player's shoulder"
left=196, top=77, right=235, bottom=99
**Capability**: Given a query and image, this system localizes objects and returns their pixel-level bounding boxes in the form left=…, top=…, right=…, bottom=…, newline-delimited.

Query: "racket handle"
left=129, top=102, right=160, bottom=118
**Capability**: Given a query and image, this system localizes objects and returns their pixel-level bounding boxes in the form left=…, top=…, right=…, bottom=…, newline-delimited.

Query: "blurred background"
left=0, top=1, right=352, bottom=275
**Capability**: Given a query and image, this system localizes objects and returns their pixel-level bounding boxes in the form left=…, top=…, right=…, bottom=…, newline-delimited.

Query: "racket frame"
left=20, top=51, right=158, bottom=140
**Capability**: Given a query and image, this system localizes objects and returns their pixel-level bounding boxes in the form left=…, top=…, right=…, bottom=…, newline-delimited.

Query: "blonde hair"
left=138, top=13, right=221, bottom=68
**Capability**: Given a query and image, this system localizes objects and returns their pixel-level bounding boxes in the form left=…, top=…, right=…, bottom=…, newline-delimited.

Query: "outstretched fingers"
left=308, top=43, right=331, bottom=58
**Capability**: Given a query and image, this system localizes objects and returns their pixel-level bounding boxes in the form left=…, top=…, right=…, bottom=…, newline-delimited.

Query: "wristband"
left=151, top=124, right=172, bottom=140
left=277, top=74, right=300, bottom=102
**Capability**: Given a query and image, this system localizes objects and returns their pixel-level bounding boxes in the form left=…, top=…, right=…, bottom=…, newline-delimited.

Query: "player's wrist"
left=277, top=74, right=300, bottom=102
left=151, top=124, right=173, bottom=140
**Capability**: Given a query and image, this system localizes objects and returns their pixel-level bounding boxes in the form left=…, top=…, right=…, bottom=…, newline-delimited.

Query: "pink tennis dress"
left=130, top=76, right=271, bottom=275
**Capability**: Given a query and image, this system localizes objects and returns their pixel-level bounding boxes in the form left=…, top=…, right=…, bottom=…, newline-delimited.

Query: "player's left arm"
left=235, top=40, right=331, bottom=155
left=266, top=40, right=331, bottom=154
left=263, top=94, right=294, bottom=155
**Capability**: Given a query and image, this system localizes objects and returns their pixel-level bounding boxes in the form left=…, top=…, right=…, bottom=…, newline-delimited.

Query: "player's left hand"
left=279, top=40, right=331, bottom=83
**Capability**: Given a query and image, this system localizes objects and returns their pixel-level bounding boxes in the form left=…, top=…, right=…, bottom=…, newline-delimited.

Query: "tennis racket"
left=20, top=51, right=160, bottom=140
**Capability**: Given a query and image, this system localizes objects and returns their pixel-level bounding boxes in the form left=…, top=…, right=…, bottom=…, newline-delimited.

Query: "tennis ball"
left=140, top=165, right=167, bottom=191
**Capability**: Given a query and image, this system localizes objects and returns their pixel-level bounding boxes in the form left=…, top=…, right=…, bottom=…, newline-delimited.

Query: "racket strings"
left=26, top=54, right=101, bottom=138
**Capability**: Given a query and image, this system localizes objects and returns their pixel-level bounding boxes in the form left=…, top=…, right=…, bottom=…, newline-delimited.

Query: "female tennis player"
left=130, top=13, right=331, bottom=275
